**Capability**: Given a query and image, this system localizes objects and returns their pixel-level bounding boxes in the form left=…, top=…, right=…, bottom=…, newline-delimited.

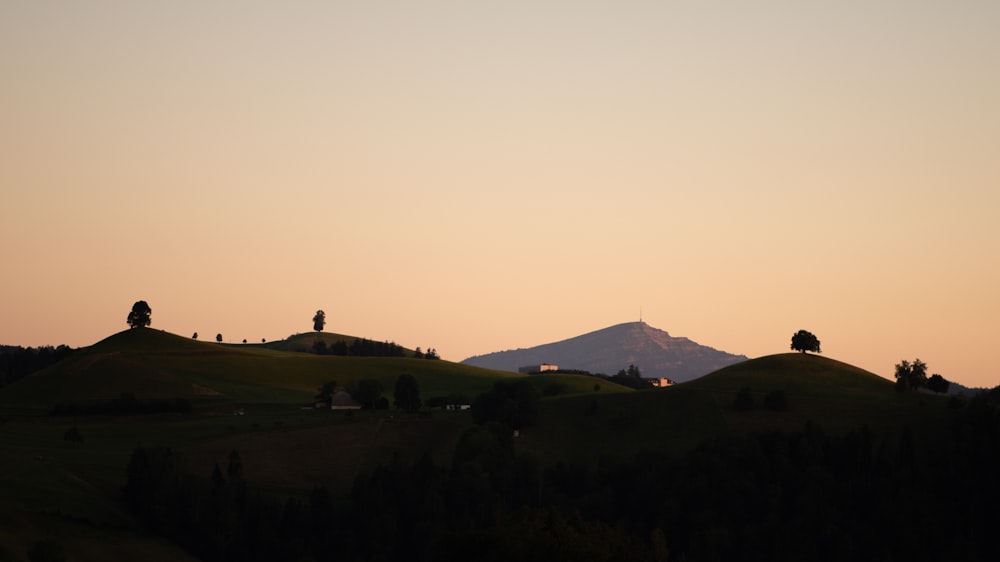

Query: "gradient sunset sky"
left=3, top=2, right=998, bottom=387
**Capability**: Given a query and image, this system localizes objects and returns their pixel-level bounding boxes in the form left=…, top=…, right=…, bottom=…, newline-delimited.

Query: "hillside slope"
left=0, top=328, right=628, bottom=410
left=516, top=352, right=952, bottom=463
left=462, top=321, right=747, bottom=382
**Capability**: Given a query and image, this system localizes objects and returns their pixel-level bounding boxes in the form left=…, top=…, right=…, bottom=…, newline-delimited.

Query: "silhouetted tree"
left=790, top=329, right=821, bottom=353
left=216, top=333, right=223, bottom=343
left=127, top=300, right=152, bottom=329
left=355, top=379, right=385, bottom=409
left=312, top=340, right=328, bottom=355
left=894, top=359, right=928, bottom=391
left=413, top=347, right=424, bottom=359
left=192, top=332, right=198, bottom=340
left=315, top=381, right=337, bottom=407
left=927, top=373, right=950, bottom=394
left=471, top=380, right=540, bottom=429
left=425, top=347, right=440, bottom=360
left=394, top=374, right=422, bottom=411
left=313, top=310, right=326, bottom=332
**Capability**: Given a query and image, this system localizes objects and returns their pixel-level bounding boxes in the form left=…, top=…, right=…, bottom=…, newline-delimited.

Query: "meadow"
left=0, top=328, right=968, bottom=561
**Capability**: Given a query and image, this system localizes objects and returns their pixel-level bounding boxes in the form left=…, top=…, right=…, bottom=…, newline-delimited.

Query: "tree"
left=394, top=374, right=422, bottom=411
left=790, top=330, right=821, bottom=353
left=216, top=333, right=223, bottom=343
left=313, top=310, right=326, bottom=332
left=355, top=379, right=384, bottom=409
left=471, top=380, right=540, bottom=430
left=927, top=373, right=950, bottom=394
left=315, top=381, right=337, bottom=406
left=127, top=300, right=152, bottom=329
left=192, top=332, right=198, bottom=340
left=894, top=358, right=928, bottom=391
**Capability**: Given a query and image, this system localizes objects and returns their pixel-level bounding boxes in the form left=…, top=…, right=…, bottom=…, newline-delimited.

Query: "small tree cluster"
left=413, top=347, right=440, bottom=360
left=894, top=359, right=928, bottom=392
left=926, top=373, right=950, bottom=394
left=471, top=380, right=540, bottom=430
left=312, top=337, right=406, bottom=357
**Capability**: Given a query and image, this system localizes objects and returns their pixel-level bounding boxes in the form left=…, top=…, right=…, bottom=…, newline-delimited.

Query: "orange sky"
left=3, top=2, right=998, bottom=387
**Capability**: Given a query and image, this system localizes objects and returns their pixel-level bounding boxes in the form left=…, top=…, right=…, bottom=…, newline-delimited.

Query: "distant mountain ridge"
left=461, top=321, right=748, bottom=383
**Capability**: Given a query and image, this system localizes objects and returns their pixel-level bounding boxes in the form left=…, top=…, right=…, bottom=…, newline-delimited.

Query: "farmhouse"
left=518, top=363, right=558, bottom=374
left=643, top=377, right=674, bottom=388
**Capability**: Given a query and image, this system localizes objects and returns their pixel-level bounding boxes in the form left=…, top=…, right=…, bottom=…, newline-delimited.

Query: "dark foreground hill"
left=462, top=321, right=747, bottom=382
left=517, top=352, right=953, bottom=462
left=2, top=334, right=984, bottom=562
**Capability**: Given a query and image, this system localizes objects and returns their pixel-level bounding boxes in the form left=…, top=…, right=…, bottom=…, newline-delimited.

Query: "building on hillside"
left=518, top=363, right=559, bottom=374
left=329, top=389, right=362, bottom=410
left=643, top=377, right=674, bottom=388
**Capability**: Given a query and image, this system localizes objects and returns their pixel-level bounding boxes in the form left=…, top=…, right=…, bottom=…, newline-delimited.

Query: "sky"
left=2, top=1, right=998, bottom=388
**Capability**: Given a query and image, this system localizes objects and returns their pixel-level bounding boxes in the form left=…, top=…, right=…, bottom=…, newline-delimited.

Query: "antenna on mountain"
left=639, top=306, right=643, bottom=323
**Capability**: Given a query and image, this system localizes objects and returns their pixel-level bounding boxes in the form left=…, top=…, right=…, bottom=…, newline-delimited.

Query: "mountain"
left=461, top=321, right=748, bottom=382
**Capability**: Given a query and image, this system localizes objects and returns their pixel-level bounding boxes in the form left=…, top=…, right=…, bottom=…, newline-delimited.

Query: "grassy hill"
left=515, top=352, right=953, bottom=464
left=0, top=328, right=628, bottom=412
left=0, top=337, right=959, bottom=561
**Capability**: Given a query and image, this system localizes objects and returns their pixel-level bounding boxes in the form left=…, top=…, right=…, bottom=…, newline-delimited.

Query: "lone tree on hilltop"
left=216, top=333, right=223, bottom=343
left=790, top=330, right=821, bottom=354
left=127, top=301, right=152, bottom=329
left=313, top=310, right=326, bottom=332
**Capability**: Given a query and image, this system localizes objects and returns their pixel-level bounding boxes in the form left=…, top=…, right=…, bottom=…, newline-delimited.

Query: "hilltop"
left=462, top=321, right=747, bottom=382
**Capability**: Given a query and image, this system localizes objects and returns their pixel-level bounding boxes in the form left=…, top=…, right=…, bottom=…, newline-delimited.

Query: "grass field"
left=515, top=353, right=954, bottom=466
left=0, top=332, right=960, bottom=561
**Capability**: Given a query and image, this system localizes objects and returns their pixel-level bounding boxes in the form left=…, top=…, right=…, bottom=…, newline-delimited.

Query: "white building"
left=518, top=363, right=559, bottom=374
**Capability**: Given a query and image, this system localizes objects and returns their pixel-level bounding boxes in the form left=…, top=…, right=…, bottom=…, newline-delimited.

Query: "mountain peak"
left=462, top=322, right=746, bottom=382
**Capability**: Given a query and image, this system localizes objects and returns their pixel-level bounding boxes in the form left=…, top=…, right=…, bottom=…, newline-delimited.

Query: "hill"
left=0, top=328, right=628, bottom=411
left=0, top=338, right=964, bottom=561
left=462, top=321, right=747, bottom=382
left=515, top=352, right=953, bottom=463
left=0, top=327, right=633, bottom=560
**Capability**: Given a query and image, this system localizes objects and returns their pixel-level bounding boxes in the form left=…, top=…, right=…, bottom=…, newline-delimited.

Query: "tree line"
left=0, top=344, right=74, bottom=386
left=311, top=338, right=407, bottom=357
left=122, top=388, right=1000, bottom=561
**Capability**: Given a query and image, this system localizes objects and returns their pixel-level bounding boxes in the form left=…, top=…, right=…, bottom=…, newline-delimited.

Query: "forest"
left=122, top=387, right=1000, bottom=562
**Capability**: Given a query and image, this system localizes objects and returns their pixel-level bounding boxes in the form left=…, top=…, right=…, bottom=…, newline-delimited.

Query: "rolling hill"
left=0, top=332, right=960, bottom=561
left=0, top=328, right=631, bottom=411
left=516, top=352, right=953, bottom=463
left=462, top=321, right=748, bottom=382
